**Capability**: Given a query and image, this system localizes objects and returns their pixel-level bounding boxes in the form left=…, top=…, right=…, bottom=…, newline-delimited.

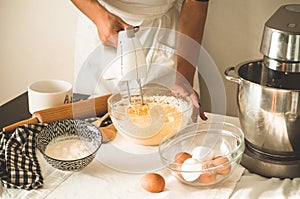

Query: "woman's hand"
left=171, top=84, right=208, bottom=122
left=71, top=0, right=133, bottom=48
left=95, top=11, right=131, bottom=48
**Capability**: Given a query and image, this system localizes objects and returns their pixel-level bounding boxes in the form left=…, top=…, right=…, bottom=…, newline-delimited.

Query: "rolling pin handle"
left=2, top=117, right=39, bottom=132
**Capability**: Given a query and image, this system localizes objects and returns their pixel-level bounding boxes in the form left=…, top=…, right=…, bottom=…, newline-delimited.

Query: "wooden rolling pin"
left=2, top=94, right=111, bottom=132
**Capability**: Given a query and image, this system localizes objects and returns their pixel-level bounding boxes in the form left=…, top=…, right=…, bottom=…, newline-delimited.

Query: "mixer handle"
left=224, top=66, right=241, bottom=84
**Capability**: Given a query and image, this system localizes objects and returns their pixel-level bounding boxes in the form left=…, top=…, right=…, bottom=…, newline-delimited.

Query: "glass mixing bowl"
left=159, top=122, right=245, bottom=186
left=108, top=85, right=193, bottom=146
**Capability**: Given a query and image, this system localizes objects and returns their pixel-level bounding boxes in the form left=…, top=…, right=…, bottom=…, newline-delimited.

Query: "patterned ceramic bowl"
left=36, top=119, right=102, bottom=171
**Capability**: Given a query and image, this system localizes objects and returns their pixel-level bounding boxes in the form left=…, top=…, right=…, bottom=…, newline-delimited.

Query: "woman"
left=71, top=0, right=209, bottom=121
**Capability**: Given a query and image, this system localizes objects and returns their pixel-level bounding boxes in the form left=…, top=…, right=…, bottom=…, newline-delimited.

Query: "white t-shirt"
left=99, top=0, right=180, bottom=25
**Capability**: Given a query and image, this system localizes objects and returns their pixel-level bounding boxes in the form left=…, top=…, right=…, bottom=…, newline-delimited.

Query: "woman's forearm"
left=71, top=0, right=106, bottom=26
left=70, top=0, right=130, bottom=47
left=177, top=0, right=208, bottom=86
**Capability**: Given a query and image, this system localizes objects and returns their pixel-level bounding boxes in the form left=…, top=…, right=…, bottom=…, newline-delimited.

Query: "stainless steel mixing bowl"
left=225, top=60, right=300, bottom=157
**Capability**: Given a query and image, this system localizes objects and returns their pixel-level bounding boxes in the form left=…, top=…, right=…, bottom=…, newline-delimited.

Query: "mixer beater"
left=119, top=27, right=147, bottom=109
left=103, top=27, right=149, bottom=115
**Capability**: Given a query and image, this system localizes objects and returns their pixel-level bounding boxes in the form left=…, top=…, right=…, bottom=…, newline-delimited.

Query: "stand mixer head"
left=260, top=4, right=300, bottom=72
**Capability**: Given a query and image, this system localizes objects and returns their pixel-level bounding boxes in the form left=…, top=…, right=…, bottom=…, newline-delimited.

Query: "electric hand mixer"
left=103, top=27, right=147, bottom=108
left=104, top=27, right=194, bottom=145
left=103, top=27, right=165, bottom=130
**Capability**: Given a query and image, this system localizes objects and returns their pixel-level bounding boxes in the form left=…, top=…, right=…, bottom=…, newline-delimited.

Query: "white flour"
left=45, top=139, right=91, bottom=160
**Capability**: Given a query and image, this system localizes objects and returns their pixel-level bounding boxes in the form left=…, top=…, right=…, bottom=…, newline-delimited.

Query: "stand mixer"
left=225, top=4, right=300, bottom=178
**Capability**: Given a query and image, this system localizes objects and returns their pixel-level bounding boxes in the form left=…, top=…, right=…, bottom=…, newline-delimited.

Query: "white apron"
left=73, top=0, right=201, bottom=96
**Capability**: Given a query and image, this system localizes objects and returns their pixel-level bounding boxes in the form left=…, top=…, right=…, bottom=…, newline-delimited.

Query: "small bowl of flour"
left=36, top=119, right=102, bottom=171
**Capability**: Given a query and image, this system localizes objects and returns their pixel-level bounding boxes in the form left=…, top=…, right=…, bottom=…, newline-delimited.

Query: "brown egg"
left=173, top=152, right=192, bottom=178
left=140, top=173, right=165, bottom=193
left=199, top=162, right=216, bottom=184
left=174, top=152, right=192, bottom=164
left=212, top=156, right=231, bottom=175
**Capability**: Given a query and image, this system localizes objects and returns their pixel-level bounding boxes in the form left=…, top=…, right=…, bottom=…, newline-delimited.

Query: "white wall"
left=1, top=0, right=300, bottom=116
left=0, top=0, right=79, bottom=105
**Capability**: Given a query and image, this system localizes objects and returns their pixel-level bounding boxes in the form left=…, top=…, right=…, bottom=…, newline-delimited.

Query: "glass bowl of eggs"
left=159, top=122, right=245, bottom=186
left=108, top=84, right=193, bottom=146
left=36, top=119, right=102, bottom=171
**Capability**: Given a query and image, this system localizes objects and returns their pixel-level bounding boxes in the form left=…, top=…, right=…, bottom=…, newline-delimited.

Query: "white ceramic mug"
left=28, top=79, right=73, bottom=114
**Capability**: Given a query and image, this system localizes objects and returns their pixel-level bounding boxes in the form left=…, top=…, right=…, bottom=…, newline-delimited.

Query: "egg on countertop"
left=140, top=173, right=165, bottom=193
